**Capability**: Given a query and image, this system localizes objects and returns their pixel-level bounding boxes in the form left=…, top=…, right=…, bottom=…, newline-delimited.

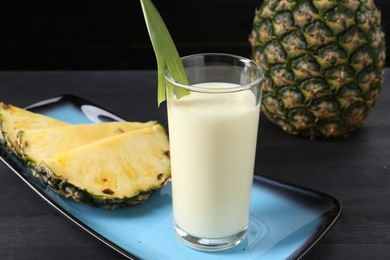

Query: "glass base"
left=173, top=222, right=248, bottom=252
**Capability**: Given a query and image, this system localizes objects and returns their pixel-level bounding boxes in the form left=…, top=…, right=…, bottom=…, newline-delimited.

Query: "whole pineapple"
left=249, top=0, right=385, bottom=137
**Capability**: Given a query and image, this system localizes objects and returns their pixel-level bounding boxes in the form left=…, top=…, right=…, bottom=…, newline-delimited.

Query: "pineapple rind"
left=0, top=102, right=171, bottom=209
left=2, top=146, right=157, bottom=209
left=249, top=0, right=386, bottom=137
left=37, top=163, right=159, bottom=209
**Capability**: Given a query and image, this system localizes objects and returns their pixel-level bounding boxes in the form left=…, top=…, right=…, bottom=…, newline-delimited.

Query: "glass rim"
left=164, top=53, right=264, bottom=93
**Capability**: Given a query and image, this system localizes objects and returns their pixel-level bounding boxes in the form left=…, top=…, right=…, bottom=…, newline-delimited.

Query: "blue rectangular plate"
left=0, top=95, right=342, bottom=260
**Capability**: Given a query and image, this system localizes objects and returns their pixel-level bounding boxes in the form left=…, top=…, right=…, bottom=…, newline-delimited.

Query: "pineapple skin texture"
left=249, top=0, right=386, bottom=137
left=1, top=102, right=171, bottom=209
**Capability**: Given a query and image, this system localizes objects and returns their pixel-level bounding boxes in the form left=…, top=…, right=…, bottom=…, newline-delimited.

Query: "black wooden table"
left=0, top=70, right=389, bottom=259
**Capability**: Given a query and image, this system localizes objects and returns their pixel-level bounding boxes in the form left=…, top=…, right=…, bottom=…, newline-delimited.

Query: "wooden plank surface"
left=0, top=69, right=389, bottom=259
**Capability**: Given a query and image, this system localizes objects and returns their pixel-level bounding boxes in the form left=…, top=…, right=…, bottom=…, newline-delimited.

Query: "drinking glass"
left=165, top=53, right=263, bottom=251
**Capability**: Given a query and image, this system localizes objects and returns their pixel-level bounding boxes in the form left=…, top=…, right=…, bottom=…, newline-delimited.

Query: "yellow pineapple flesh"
left=0, top=103, right=68, bottom=150
left=19, top=121, right=157, bottom=165
left=39, top=124, right=170, bottom=207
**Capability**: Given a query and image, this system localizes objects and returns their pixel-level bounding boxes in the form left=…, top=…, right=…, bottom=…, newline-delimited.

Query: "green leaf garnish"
left=140, top=0, right=189, bottom=106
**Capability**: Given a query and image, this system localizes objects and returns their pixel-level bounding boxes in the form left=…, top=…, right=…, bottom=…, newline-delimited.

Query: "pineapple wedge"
left=18, top=121, right=157, bottom=165
left=1, top=102, right=171, bottom=208
left=38, top=124, right=170, bottom=208
left=0, top=103, right=68, bottom=151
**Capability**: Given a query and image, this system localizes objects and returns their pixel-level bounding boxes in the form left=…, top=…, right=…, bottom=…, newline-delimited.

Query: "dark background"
left=0, top=0, right=389, bottom=71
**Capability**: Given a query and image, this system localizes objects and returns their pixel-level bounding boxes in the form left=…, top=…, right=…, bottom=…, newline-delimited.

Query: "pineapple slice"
left=0, top=103, right=68, bottom=151
left=38, top=124, right=170, bottom=208
left=1, top=102, right=171, bottom=208
left=18, top=121, right=157, bottom=165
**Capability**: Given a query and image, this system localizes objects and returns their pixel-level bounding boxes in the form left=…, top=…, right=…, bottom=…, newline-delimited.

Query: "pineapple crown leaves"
left=140, top=0, right=189, bottom=106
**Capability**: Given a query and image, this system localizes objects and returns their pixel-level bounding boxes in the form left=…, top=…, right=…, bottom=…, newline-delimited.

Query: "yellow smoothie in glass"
left=168, top=82, right=260, bottom=239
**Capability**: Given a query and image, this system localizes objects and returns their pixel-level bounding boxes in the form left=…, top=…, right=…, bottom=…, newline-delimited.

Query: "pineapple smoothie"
left=168, top=82, right=260, bottom=239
